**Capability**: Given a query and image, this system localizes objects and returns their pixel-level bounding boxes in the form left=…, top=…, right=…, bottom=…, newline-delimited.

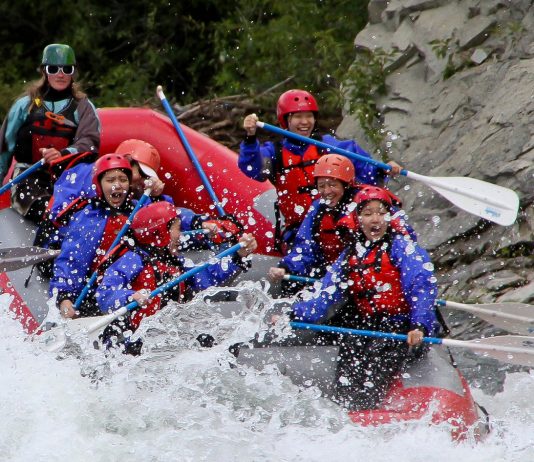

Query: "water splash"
left=2, top=289, right=534, bottom=461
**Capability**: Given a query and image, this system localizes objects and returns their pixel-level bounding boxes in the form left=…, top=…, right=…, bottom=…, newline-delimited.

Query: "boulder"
left=344, top=0, right=534, bottom=303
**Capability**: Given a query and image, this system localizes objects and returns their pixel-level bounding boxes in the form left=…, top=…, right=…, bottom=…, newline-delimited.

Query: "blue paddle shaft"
left=290, top=321, right=443, bottom=345
left=285, top=274, right=318, bottom=284
left=0, top=159, right=45, bottom=195
left=257, top=121, right=408, bottom=176
left=182, top=228, right=209, bottom=236
left=122, top=243, right=243, bottom=312
left=158, top=89, right=225, bottom=217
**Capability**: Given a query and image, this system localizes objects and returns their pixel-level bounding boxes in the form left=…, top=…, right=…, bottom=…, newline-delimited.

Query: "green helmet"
left=41, top=44, right=76, bottom=66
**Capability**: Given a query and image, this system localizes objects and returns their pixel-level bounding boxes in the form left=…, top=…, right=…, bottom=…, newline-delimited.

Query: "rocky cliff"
left=339, top=0, right=533, bottom=307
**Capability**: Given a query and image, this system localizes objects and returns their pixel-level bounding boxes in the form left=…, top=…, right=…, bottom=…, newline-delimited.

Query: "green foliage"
left=428, top=37, right=467, bottom=80
left=429, top=38, right=452, bottom=60
left=342, top=48, right=395, bottom=148
left=0, top=0, right=370, bottom=132
left=212, top=0, right=369, bottom=116
left=0, top=0, right=237, bottom=115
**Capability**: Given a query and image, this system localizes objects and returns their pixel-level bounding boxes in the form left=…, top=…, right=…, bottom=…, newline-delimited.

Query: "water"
left=1, top=284, right=534, bottom=462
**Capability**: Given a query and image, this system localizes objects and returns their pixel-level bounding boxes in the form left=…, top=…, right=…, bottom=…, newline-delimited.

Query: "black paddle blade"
left=0, top=246, right=60, bottom=272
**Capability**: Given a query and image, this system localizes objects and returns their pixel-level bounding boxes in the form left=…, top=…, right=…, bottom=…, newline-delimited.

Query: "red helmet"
left=355, top=186, right=403, bottom=212
left=115, top=139, right=160, bottom=178
left=276, top=89, right=319, bottom=128
left=132, top=201, right=179, bottom=247
left=313, top=154, right=355, bottom=184
left=93, top=153, right=132, bottom=197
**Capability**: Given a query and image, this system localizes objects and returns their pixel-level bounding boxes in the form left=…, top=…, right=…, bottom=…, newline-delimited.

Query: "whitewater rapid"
left=1, top=284, right=534, bottom=462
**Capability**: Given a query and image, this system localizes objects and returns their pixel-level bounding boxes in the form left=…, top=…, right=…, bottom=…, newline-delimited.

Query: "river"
left=1, top=283, right=534, bottom=462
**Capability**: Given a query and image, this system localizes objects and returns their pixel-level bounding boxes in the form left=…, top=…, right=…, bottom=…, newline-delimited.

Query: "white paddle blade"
left=39, top=309, right=126, bottom=353
left=39, top=317, right=101, bottom=353
left=443, top=335, right=534, bottom=367
left=406, top=172, right=519, bottom=226
left=444, top=301, right=534, bottom=336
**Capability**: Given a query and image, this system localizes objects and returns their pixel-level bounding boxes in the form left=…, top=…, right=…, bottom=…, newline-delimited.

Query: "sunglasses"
left=45, top=65, right=75, bottom=75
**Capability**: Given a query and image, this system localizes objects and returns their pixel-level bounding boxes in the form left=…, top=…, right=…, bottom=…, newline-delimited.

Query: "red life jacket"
left=90, top=214, right=128, bottom=273
left=52, top=196, right=90, bottom=228
left=273, top=144, right=321, bottom=230
left=347, top=244, right=410, bottom=317
left=14, top=100, right=78, bottom=164
left=129, top=260, right=186, bottom=330
left=315, top=209, right=358, bottom=264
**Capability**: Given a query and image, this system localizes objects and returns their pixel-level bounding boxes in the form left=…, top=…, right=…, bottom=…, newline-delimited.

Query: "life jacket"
left=90, top=213, right=129, bottom=273
left=273, top=144, right=322, bottom=230
left=347, top=243, right=410, bottom=318
left=13, top=99, right=78, bottom=164
left=313, top=205, right=358, bottom=264
left=52, top=196, right=90, bottom=228
left=129, top=259, right=186, bottom=330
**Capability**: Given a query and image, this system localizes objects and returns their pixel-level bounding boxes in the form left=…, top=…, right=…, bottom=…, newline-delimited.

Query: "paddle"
left=182, top=228, right=210, bottom=236
left=0, top=246, right=60, bottom=272
left=256, top=121, right=520, bottom=226
left=283, top=274, right=318, bottom=285
left=290, top=321, right=534, bottom=367
left=73, top=189, right=152, bottom=309
left=42, top=243, right=244, bottom=352
left=0, top=159, right=45, bottom=195
left=437, top=299, right=534, bottom=336
left=157, top=86, right=226, bottom=217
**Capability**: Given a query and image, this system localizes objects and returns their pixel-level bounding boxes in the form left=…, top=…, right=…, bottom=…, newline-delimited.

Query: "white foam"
left=1, top=290, right=534, bottom=461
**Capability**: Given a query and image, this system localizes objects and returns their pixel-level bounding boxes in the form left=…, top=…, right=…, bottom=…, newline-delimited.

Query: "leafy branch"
left=342, top=48, right=396, bottom=149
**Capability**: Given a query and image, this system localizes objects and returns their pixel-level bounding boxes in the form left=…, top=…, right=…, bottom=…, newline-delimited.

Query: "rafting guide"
left=0, top=43, right=100, bottom=222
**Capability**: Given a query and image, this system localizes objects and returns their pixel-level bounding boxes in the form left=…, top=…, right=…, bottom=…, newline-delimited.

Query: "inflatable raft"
left=0, top=107, right=488, bottom=439
left=237, top=340, right=488, bottom=440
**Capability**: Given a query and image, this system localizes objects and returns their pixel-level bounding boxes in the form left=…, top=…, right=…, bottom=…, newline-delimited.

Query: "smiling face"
left=100, top=169, right=130, bottom=208
left=316, top=177, right=345, bottom=208
left=287, top=111, right=315, bottom=138
left=358, top=200, right=390, bottom=241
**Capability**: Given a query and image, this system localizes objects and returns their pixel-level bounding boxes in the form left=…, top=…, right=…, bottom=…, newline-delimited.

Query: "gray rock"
left=497, top=281, right=534, bottom=304
left=470, top=48, right=489, bottom=64
left=354, top=23, right=392, bottom=51
left=368, top=0, right=389, bottom=24
left=458, top=16, right=496, bottom=49
left=344, top=0, right=534, bottom=306
left=383, top=0, right=452, bottom=29
left=473, top=270, right=526, bottom=292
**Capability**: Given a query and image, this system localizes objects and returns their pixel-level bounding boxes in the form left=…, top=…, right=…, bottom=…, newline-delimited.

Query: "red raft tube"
left=98, top=107, right=279, bottom=257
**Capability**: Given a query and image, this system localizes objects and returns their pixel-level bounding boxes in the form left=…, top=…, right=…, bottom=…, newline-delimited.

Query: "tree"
left=0, top=0, right=369, bottom=122
left=212, top=0, right=369, bottom=117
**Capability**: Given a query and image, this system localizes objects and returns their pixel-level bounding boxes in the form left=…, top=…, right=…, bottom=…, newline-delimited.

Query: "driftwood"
left=151, top=76, right=341, bottom=149
left=170, top=95, right=265, bottom=149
